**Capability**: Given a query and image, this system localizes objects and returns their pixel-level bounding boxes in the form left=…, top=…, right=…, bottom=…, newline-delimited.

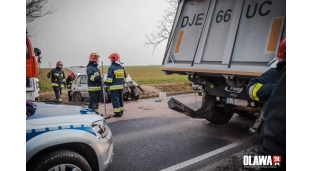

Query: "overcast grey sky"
left=27, top=0, right=170, bottom=68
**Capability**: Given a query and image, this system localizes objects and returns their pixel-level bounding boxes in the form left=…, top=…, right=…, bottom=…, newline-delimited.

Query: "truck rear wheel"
left=206, top=105, right=234, bottom=124
left=197, top=94, right=233, bottom=124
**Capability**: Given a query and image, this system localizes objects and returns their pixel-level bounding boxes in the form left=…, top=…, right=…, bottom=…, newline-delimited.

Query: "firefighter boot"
left=114, top=112, right=122, bottom=117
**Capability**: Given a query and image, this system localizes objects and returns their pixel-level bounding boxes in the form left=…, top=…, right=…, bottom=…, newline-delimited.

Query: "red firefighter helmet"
left=56, top=61, right=63, bottom=66
left=276, top=38, right=286, bottom=60
left=89, top=53, right=100, bottom=62
left=69, top=72, right=75, bottom=79
left=108, top=53, right=120, bottom=62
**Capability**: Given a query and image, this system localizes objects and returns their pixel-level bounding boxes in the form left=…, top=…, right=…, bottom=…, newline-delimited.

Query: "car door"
left=79, top=74, right=89, bottom=98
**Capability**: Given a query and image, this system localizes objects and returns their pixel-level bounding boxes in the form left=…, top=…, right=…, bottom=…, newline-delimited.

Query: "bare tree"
left=26, top=0, right=57, bottom=23
left=145, top=0, right=178, bottom=53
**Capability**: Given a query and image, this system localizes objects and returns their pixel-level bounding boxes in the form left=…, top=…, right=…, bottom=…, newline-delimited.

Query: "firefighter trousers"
left=110, top=89, right=124, bottom=117
left=88, top=91, right=100, bottom=112
left=53, top=86, right=62, bottom=102
left=68, top=90, right=72, bottom=102
left=96, top=91, right=101, bottom=110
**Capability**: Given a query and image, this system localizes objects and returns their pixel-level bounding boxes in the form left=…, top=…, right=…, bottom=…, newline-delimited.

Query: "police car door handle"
left=78, top=84, right=81, bottom=86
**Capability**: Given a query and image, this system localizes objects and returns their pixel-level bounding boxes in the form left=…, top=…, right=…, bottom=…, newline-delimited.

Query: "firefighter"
left=247, top=68, right=278, bottom=102
left=66, top=72, right=76, bottom=102
left=47, top=61, right=66, bottom=102
left=259, top=38, right=286, bottom=170
left=105, top=53, right=126, bottom=117
left=86, top=53, right=103, bottom=113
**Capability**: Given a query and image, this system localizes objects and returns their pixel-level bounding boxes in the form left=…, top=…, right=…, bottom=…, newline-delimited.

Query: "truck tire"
left=73, top=92, right=83, bottom=102
left=202, top=95, right=233, bottom=124
left=206, top=105, right=234, bottom=124
left=33, top=150, right=91, bottom=171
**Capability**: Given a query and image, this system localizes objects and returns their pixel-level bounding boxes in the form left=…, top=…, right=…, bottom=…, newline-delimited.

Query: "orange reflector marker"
left=267, top=18, right=283, bottom=51
left=175, top=30, right=185, bottom=53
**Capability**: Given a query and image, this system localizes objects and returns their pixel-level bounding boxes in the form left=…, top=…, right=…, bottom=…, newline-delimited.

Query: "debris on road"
left=215, top=145, right=259, bottom=171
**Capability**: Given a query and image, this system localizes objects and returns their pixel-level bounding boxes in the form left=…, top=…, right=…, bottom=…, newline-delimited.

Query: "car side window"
left=75, top=76, right=81, bottom=84
left=80, top=75, right=87, bottom=84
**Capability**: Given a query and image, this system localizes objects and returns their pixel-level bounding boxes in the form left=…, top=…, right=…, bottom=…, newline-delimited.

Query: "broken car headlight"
left=92, top=120, right=109, bottom=139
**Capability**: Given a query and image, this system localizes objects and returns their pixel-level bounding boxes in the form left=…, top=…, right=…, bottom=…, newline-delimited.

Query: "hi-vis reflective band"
left=248, top=83, right=263, bottom=101
left=54, top=73, right=59, bottom=76
left=52, top=83, right=58, bottom=86
left=88, top=86, right=101, bottom=91
left=109, top=85, right=124, bottom=90
left=114, top=108, right=121, bottom=113
left=114, top=69, right=124, bottom=79
left=90, top=72, right=100, bottom=81
left=26, top=124, right=95, bottom=142
left=106, top=78, right=113, bottom=83
left=62, top=79, right=66, bottom=83
left=120, top=107, right=124, bottom=111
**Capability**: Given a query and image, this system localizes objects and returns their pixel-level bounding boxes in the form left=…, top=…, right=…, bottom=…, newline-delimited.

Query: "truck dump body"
left=162, top=0, right=286, bottom=77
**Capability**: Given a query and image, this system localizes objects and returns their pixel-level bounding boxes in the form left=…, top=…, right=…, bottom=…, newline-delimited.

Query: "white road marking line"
left=160, top=142, right=241, bottom=171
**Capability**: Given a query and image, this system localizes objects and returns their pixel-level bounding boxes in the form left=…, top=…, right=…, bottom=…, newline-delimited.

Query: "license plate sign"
left=226, top=98, right=248, bottom=106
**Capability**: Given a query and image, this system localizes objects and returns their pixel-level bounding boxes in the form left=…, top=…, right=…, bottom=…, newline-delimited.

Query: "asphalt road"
left=101, top=94, right=260, bottom=171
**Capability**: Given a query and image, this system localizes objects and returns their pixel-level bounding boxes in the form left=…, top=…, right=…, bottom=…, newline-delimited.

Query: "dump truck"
left=26, top=32, right=42, bottom=101
left=162, top=0, right=285, bottom=132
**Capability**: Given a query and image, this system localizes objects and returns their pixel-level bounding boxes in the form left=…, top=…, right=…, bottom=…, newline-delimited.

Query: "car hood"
left=26, top=102, right=103, bottom=125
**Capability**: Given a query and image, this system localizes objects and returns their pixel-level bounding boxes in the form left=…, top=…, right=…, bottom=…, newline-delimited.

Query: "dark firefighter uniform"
left=86, top=53, right=102, bottom=112
left=248, top=38, right=286, bottom=170
left=105, top=53, right=126, bottom=117
left=247, top=67, right=280, bottom=102
left=66, top=73, right=75, bottom=102
left=47, top=61, right=66, bottom=102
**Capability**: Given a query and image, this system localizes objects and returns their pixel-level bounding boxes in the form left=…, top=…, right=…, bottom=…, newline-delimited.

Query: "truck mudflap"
left=167, top=89, right=263, bottom=130
left=168, top=98, right=197, bottom=118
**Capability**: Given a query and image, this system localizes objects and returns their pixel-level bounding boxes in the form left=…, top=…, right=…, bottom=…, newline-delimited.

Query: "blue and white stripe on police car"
left=26, top=124, right=96, bottom=142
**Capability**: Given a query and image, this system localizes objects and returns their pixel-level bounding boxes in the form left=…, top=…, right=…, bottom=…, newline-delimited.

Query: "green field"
left=38, top=65, right=189, bottom=92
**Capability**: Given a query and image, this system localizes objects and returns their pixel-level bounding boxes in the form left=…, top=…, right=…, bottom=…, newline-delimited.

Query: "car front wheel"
left=33, top=150, right=92, bottom=171
left=73, top=92, right=83, bottom=102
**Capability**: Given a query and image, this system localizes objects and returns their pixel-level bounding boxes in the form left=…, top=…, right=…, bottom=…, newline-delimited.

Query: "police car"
left=26, top=102, right=113, bottom=171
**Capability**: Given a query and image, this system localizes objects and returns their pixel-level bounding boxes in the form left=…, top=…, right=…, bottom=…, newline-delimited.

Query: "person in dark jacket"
left=66, top=72, right=76, bottom=102
left=47, top=61, right=66, bottom=102
left=105, top=53, right=126, bottom=117
left=86, top=53, right=103, bottom=113
left=253, top=38, right=286, bottom=170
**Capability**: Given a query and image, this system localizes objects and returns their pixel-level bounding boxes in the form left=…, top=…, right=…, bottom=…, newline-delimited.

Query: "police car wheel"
left=33, top=150, right=92, bottom=171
